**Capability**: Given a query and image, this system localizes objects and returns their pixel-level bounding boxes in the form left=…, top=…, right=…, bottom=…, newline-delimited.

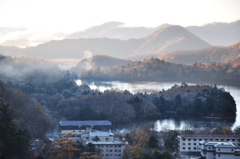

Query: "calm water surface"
left=76, top=80, right=240, bottom=132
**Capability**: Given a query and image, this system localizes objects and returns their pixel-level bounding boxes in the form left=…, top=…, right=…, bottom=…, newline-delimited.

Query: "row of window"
left=182, top=147, right=200, bottom=150
left=104, top=150, right=121, bottom=152
left=183, top=143, right=200, bottom=145
left=102, top=154, right=122, bottom=157
left=95, top=145, right=122, bottom=148
left=182, top=139, right=238, bottom=142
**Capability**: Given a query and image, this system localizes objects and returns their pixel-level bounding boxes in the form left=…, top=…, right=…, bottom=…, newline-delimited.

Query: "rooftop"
left=90, top=130, right=114, bottom=137
left=59, top=120, right=112, bottom=126
left=178, top=135, right=240, bottom=139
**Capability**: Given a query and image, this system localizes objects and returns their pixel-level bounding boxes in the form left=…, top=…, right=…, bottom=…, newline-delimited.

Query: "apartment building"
left=58, top=120, right=127, bottom=159
left=176, top=134, right=240, bottom=156
left=200, top=141, right=240, bottom=159
left=59, top=120, right=112, bottom=136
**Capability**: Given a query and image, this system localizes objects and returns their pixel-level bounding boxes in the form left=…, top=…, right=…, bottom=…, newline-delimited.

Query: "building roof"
left=59, top=120, right=112, bottom=126
left=201, top=141, right=236, bottom=148
left=90, top=131, right=114, bottom=137
left=178, top=135, right=240, bottom=139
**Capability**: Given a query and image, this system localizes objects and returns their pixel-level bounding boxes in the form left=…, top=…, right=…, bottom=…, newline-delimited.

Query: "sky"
left=0, top=0, right=239, bottom=46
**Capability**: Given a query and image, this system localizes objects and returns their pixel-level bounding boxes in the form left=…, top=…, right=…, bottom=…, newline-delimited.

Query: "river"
left=75, top=80, right=240, bottom=132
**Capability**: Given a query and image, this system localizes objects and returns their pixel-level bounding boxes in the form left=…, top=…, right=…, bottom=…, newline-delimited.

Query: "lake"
left=75, top=80, right=240, bottom=132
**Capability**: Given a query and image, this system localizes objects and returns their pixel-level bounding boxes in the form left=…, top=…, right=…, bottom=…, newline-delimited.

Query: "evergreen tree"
left=147, top=136, right=158, bottom=149
left=0, top=101, right=31, bottom=159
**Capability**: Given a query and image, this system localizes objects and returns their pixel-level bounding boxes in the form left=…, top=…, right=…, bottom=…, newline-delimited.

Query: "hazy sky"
left=0, top=0, right=240, bottom=32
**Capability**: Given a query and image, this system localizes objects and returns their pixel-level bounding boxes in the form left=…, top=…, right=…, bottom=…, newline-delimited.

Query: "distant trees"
left=80, top=57, right=240, bottom=85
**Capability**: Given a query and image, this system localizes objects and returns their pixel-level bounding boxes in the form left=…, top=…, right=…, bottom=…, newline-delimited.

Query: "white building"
left=58, top=121, right=128, bottom=159
left=176, top=135, right=240, bottom=156
left=59, top=120, right=112, bottom=136
left=86, top=130, right=128, bottom=159
left=200, top=141, right=240, bottom=159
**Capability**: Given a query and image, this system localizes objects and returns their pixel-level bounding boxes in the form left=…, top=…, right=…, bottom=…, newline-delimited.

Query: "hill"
left=70, top=55, right=132, bottom=73
left=186, top=20, right=240, bottom=46
left=159, top=42, right=240, bottom=64
left=125, top=25, right=211, bottom=60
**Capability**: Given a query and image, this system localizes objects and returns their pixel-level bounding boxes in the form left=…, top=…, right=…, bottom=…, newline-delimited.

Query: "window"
left=199, top=139, right=202, bottom=141
left=118, top=154, right=121, bottom=156
left=233, top=139, right=235, bottom=141
left=188, top=147, right=191, bottom=150
left=106, top=138, right=108, bottom=141
left=114, top=154, right=117, bottom=156
left=106, top=145, right=109, bottom=147
left=183, top=147, right=185, bottom=150
left=86, top=137, right=89, bottom=139
left=216, top=139, right=218, bottom=141
left=118, top=150, right=121, bottom=152
left=188, top=143, right=191, bottom=145
left=106, top=150, right=109, bottom=152
left=183, top=143, right=185, bottom=145
left=194, top=143, right=196, bottom=145
left=194, top=139, right=196, bottom=141
left=208, top=147, right=211, bottom=149
left=79, top=130, right=81, bottom=132
left=227, top=139, right=229, bottom=141
left=73, top=130, right=75, bottom=132
left=188, top=139, right=191, bottom=141
left=232, top=149, right=234, bottom=151
left=218, top=149, right=220, bottom=151
left=183, top=139, right=185, bottom=141
left=210, top=139, right=212, bottom=141
left=110, top=150, right=112, bottom=152
left=106, top=154, right=109, bottom=156
left=218, top=154, right=220, bottom=157
left=194, top=147, right=196, bottom=150
left=114, top=150, right=117, bottom=152
left=118, top=145, right=121, bottom=147
left=115, top=145, right=118, bottom=147
left=101, top=145, right=104, bottom=147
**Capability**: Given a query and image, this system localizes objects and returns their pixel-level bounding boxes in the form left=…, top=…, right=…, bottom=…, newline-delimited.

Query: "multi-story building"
left=59, top=120, right=112, bottom=136
left=58, top=120, right=127, bottom=159
left=200, top=141, right=240, bottom=159
left=176, top=134, right=240, bottom=156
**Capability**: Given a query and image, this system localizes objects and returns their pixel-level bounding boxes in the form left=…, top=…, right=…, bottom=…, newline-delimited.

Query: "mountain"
left=70, top=55, right=132, bottom=73
left=125, top=25, right=211, bottom=60
left=1, top=39, right=31, bottom=48
left=0, top=38, right=144, bottom=59
left=159, top=42, right=240, bottom=64
left=186, top=20, right=240, bottom=46
left=68, top=21, right=165, bottom=40
left=0, top=25, right=210, bottom=61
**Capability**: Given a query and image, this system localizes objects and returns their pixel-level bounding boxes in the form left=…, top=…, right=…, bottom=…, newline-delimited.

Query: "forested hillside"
left=159, top=42, right=240, bottom=64
left=80, top=57, right=240, bottom=85
left=70, top=55, right=132, bottom=73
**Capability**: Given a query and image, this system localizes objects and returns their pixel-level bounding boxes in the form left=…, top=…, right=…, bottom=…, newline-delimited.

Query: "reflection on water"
left=76, top=80, right=240, bottom=131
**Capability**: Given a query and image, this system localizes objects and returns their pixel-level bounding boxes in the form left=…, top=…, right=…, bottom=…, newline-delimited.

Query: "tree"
left=52, top=133, right=81, bottom=159
left=147, top=136, right=158, bottom=149
left=0, top=101, right=31, bottom=159
left=92, top=136, right=100, bottom=142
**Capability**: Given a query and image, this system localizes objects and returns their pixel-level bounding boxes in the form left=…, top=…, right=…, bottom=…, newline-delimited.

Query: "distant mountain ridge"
left=186, top=20, right=240, bottom=46
left=0, top=25, right=210, bottom=61
left=158, top=42, right=240, bottom=64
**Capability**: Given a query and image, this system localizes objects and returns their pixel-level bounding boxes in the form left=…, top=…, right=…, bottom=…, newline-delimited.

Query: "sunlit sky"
left=0, top=0, right=239, bottom=45
left=1, top=0, right=240, bottom=32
